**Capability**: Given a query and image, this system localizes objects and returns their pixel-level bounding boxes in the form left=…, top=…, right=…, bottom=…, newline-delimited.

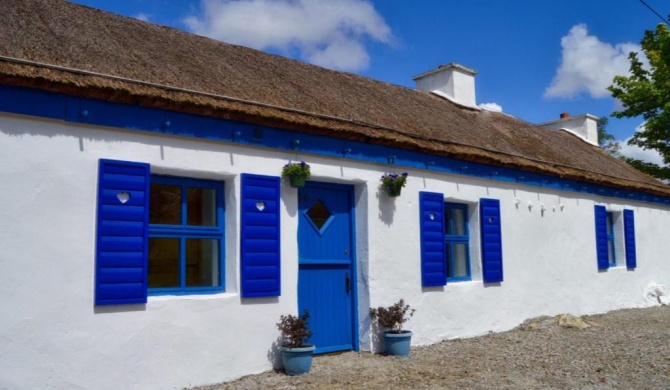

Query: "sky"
left=70, top=0, right=669, bottom=164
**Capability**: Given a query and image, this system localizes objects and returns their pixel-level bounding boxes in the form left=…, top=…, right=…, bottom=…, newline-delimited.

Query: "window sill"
left=607, top=265, right=628, bottom=271
left=148, top=291, right=236, bottom=301
left=447, top=278, right=476, bottom=285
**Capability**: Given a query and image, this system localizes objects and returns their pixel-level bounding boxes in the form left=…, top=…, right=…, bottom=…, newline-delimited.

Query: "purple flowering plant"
left=380, top=172, right=408, bottom=191
left=281, top=161, right=311, bottom=179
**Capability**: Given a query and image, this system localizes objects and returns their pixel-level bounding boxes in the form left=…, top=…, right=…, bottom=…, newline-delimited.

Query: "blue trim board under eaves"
left=1, top=84, right=668, bottom=207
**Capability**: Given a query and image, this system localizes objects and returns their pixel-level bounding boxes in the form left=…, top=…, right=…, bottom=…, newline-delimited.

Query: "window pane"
left=150, top=184, right=181, bottom=225
left=444, top=208, right=451, bottom=235
left=452, top=243, right=469, bottom=277
left=186, top=239, right=220, bottom=287
left=452, top=208, right=467, bottom=235
left=445, top=243, right=452, bottom=278
left=606, top=213, right=613, bottom=235
left=306, top=200, right=333, bottom=230
left=148, top=238, right=180, bottom=288
left=187, top=187, right=217, bottom=226
left=608, top=240, right=616, bottom=265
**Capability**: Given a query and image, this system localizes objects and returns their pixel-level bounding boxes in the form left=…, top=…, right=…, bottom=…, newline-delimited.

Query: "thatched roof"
left=1, top=0, right=668, bottom=197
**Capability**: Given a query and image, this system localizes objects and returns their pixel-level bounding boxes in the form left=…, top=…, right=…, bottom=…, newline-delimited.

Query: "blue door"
left=298, top=182, right=357, bottom=354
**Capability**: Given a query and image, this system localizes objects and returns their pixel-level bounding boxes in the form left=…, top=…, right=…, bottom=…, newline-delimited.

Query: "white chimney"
left=538, top=112, right=599, bottom=146
left=413, top=63, right=477, bottom=108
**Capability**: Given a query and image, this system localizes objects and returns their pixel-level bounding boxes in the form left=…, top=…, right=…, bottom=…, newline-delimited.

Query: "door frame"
left=298, top=180, right=360, bottom=353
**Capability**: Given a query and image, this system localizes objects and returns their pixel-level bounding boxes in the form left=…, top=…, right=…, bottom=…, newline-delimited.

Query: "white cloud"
left=183, top=0, right=392, bottom=71
left=545, top=24, right=641, bottom=99
left=618, top=123, right=664, bottom=165
left=134, top=13, right=151, bottom=22
left=479, top=102, right=503, bottom=112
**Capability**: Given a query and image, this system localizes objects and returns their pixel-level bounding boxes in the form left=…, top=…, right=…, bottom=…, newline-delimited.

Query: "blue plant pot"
left=384, top=331, right=412, bottom=356
left=280, top=345, right=315, bottom=375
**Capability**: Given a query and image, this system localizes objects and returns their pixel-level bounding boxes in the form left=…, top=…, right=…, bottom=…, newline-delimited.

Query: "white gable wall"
left=2, top=112, right=670, bottom=389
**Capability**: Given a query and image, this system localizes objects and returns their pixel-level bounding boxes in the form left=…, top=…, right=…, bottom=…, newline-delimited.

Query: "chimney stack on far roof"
left=539, top=113, right=599, bottom=146
left=413, top=63, right=477, bottom=108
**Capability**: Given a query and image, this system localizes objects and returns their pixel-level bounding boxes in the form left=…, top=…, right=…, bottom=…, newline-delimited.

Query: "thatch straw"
left=1, top=0, right=668, bottom=197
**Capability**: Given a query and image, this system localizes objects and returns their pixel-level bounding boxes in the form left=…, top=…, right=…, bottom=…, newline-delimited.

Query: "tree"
left=597, top=117, right=622, bottom=158
left=608, top=22, right=670, bottom=180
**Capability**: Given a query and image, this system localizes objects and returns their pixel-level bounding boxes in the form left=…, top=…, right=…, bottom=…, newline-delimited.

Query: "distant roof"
left=1, top=0, right=668, bottom=196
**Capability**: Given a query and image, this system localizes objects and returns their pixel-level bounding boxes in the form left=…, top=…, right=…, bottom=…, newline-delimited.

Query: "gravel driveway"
left=190, top=306, right=670, bottom=389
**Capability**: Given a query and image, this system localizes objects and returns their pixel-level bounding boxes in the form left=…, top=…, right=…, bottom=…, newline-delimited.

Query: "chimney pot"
left=560, top=112, right=570, bottom=119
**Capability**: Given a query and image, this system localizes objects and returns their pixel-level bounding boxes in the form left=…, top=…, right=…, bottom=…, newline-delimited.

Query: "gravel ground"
left=190, top=306, right=670, bottom=390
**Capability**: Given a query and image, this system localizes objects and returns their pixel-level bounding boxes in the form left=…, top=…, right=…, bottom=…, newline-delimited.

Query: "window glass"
left=150, top=184, right=181, bottom=225
left=186, top=239, right=220, bottom=287
left=606, top=211, right=616, bottom=265
left=452, top=243, right=469, bottom=277
left=452, top=208, right=467, bottom=235
left=187, top=187, right=217, bottom=226
left=607, top=240, right=615, bottom=265
left=148, top=176, right=224, bottom=295
left=444, top=208, right=451, bottom=235
left=445, top=243, right=451, bottom=278
left=306, top=200, right=332, bottom=230
left=606, top=213, right=613, bottom=235
left=444, top=202, right=471, bottom=281
left=148, top=238, right=180, bottom=288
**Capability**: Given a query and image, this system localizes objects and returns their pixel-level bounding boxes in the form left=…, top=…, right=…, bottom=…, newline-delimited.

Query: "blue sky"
left=70, top=0, right=668, bottom=163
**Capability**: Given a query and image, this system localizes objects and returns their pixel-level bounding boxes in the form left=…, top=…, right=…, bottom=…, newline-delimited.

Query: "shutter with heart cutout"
left=95, top=159, right=150, bottom=305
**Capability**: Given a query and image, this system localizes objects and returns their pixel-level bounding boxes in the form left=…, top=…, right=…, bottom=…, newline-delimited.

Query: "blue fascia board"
left=1, top=83, right=669, bottom=207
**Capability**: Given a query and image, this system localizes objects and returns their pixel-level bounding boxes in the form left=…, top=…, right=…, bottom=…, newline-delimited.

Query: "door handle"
left=345, top=273, right=351, bottom=295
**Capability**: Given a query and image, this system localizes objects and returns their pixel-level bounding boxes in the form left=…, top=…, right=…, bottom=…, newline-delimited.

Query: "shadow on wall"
left=240, top=297, right=279, bottom=306
left=368, top=320, right=384, bottom=354
left=0, top=113, right=261, bottom=166
left=282, top=185, right=298, bottom=219
left=267, top=338, right=282, bottom=369
left=377, top=190, right=396, bottom=226
left=94, top=304, right=146, bottom=314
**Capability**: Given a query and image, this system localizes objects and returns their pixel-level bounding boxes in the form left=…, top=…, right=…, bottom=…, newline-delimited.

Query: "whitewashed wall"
left=1, top=113, right=670, bottom=390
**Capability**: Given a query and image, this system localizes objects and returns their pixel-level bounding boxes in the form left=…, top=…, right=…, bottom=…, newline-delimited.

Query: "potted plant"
left=276, top=310, right=315, bottom=375
left=369, top=299, right=415, bottom=356
left=380, top=172, right=408, bottom=197
left=282, top=161, right=311, bottom=188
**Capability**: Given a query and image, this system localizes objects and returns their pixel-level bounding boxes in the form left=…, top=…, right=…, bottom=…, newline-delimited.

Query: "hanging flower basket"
left=289, top=175, right=307, bottom=188
left=380, top=172, right=408, bottom=197
left=282, top=161, right=311, bottom=188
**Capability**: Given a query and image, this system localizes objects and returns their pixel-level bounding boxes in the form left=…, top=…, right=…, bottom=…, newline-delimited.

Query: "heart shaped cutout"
left=117, top=192, right=131, bottom=204
left=256, top=201, right=265, bottom=211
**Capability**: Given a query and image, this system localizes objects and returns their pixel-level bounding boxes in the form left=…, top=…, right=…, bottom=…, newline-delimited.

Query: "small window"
left=148, top=176, right=224, bottom=295
left=444, top=202, right=471, bottom=281
left=606, top=212, right=616, bottom=266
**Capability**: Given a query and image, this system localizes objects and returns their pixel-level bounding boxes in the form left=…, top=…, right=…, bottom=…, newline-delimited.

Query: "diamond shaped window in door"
left=306, top=199, right=335, bottom=235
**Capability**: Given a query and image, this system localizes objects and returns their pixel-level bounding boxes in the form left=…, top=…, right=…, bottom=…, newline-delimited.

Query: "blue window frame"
left=444, top=202, right=471, bottom=281
left=148, top=176, right=225, bottom=295
left=606, top=212, right=616, bottom=266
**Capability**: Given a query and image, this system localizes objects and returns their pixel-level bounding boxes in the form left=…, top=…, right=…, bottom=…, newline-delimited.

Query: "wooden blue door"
left=298, top=182, right=356, bottom=354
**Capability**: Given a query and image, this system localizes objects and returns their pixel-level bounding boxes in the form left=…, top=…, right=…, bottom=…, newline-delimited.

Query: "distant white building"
left=2, top=1, right=669, bottom=389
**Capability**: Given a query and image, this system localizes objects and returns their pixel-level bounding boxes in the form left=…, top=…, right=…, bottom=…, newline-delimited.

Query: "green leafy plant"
left=608, top=23, right=670, bottom=180
left=277, top=310, right=313, bottom=348
left=282, top=161, right=311, bottom=180
left=380, top=172, right=408, bottom=193
left=369, top=299, right=415, bottom=334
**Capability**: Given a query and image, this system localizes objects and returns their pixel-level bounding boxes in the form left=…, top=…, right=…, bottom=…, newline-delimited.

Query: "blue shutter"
left=594, top=205, right=609, bottom=270
left=95, top=159, right=150, bottom=305
left=420, top=192, right=446, bottom=287
left=241, top=174, right=281, bottom=297
left=480, top=198, right=503, bottom=283
left=624, top=209, right=636, bottom=269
